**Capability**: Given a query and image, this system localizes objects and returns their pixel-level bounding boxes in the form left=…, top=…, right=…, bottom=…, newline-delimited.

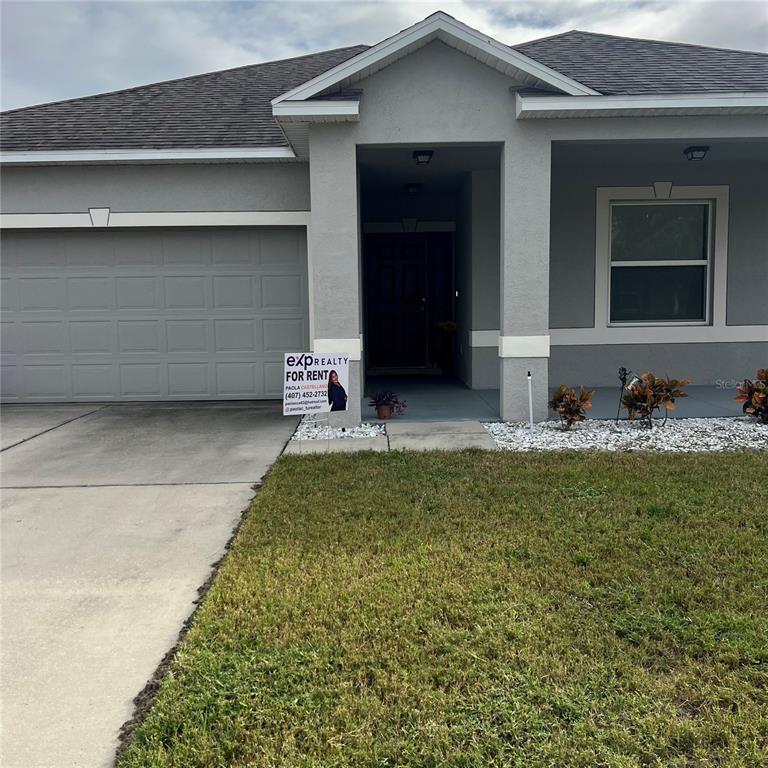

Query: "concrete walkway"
left=284, top=420, right=496, bottom=453
left=1, top=402, right=297, bottom=768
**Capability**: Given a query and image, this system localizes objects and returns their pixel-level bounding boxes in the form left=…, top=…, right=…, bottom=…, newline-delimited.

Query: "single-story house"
left=1, top=11, right=766, bottom=423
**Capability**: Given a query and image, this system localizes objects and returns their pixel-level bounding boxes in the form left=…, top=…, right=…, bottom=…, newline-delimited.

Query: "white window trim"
left=590, top=185, right=731, bottom=342
left=607, top=199, right=713, bottom=327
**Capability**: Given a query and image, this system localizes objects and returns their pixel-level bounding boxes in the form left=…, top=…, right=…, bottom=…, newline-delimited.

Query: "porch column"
left=500, top=131, right=551, bottom=422
left=308, top=124, right=362, bottom=425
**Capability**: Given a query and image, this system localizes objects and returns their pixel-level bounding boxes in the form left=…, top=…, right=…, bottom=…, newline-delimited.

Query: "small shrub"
left=621, top=372, right=690, bottom=428
left=367, top=391, right=407, bottom=416
left=735, top=368, right=768, bottom=423
left=548, top=384, right=594, bottom=430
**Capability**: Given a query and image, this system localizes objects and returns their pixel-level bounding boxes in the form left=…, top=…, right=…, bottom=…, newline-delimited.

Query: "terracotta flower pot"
left=376, top=404, right=393, bottom=420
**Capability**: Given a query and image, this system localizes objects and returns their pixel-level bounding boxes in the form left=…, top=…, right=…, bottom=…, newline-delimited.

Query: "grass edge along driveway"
left=118, top=451, right=768, bottom=767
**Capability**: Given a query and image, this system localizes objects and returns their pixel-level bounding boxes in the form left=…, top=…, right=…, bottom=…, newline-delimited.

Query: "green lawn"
left=118, top=452, right=768, bottom=767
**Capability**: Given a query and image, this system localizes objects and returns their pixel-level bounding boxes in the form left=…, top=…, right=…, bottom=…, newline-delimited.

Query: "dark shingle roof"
left=514, top=30, right=768, bottom=95
left=0, top=45, right=369, bottom=151
left=2, top=28, right=766, bottom=153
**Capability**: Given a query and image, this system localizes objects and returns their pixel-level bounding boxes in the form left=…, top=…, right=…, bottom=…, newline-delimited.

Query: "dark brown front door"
left=364, top=233, right=453, bottom=370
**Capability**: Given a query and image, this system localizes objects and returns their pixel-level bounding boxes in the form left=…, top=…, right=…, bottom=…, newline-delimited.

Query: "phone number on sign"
left=284, top=390, right=327, bottom=400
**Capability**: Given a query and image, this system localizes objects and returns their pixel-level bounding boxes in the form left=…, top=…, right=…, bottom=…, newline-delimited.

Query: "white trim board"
left=271, top=11, right=596, bottom=109
left=273, top=100, right=360, bottom=122
left=499, top=335, right=551, bottom=358
left=0, top=147, right=296, bottom=165
left=0, top=210, right=311, bottom=229
left=471, top=328, right=766, bottom=346
left=516, top=91, right=768, bottom=119
left=551, top=326, right=767, bottom=345
left=313, top=338, right=362, bottom=361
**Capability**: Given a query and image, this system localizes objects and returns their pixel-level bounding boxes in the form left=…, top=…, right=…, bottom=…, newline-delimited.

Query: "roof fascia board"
left=516, top=91, right=768, bottom=118
left=273, top=99, right=360, bottom=122
left=0, top=147, right=296, bottom=165
left=272, top=12, right=598, bottom=106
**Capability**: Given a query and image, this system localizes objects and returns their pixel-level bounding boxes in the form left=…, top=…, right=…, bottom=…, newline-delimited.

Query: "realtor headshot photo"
left=327, top=369, right=348, bottom=411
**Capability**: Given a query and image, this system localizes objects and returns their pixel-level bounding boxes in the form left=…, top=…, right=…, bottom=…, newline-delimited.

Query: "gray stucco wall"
left=550, top=342, right=768, bottom=387
left=549, top=158, right=768, bottom=328
left=0, top=163, right=311, bottom=213
left=311, top=40, right=551, bottom=416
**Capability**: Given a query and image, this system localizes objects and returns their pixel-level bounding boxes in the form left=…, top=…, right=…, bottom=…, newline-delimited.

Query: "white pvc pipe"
left=527, top=371, right=534, bottom=429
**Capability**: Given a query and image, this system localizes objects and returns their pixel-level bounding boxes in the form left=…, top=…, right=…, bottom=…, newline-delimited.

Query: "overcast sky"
left=2, top=0, right=767, bottom=110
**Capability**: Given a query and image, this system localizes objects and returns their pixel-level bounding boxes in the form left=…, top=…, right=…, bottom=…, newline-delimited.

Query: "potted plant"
left=368, top=391, right=407, bottom=420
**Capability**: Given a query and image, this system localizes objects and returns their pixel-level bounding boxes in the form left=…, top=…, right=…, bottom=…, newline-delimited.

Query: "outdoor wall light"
left=683, top=145, right=709, bottom=161
left=412, top=149, right=434, bottom=165
left=405, top=183, right=422, bottom=196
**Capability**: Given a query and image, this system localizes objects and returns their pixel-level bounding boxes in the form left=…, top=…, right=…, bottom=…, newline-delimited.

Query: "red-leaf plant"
left=548, top=384, right=594, bottom=431
left=621, top=372, right=690, bottom=428
left=735, top=368, right=768, bottom=424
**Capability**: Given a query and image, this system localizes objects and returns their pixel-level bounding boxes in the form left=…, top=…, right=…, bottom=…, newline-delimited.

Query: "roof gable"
left=272, top=11, right=598, bottom=105
left=515, top=30, right=768, bottom=95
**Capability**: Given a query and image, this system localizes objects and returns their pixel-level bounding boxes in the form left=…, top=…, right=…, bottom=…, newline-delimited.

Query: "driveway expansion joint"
left=0, top=404, right=111, bottom=453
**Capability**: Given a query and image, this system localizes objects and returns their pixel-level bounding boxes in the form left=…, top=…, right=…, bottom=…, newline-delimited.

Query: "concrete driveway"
left=1, top=402, right=296, bottom=768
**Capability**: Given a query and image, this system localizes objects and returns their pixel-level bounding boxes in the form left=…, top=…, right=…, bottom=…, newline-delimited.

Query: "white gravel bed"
left=291, top=415, right=386, bottom=441
left=484, top=417, right=768, bottom=453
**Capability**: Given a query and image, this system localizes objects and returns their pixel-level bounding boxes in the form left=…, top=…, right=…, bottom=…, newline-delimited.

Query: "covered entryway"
left=358, top=144, right=502, bottom=419
left=0, top=227, right=308, bottom=401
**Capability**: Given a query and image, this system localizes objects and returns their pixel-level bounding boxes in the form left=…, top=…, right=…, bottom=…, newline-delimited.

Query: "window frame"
left=591, top=185, right=730, bottom=339
left=607, top=199, right=713, bottom=327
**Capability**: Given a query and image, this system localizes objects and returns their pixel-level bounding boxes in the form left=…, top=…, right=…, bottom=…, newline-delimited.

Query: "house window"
left=609, top=201, right=711, bottom=325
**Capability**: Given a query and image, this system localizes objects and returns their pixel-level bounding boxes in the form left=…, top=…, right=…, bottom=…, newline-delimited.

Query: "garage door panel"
left=114, top=232, right=163, bottom=266
left=1, top=365, right=20, bottom=399
left=162, top=232, right=212, bottom=266
left=214, top=319, right=257, bottom=352
left=166, top=320, right=209, bottom=353
left=22, top=321, right=67, bottom=355
left=259, top=229, right=304, bottom=265
left=70, top=321, right=114, bottom=354
left=72, top=364, right=115, bottom=398
left=18, top=278, right=65, bottom=311
left=2, top=321, right=19, bottom=355
left=1, top=228, right=307, bottom=402
left=262, top=317, right=304, bottom=352
left=24, top=365, right=70, bottom=399
left=216, top=362, right=256, bottom=396
left=263, top=360, right=284, bottom=397
left=116, top=276, right=161, bottom=310
left=120, top=364, right=164, bottom=397
left=2, top=278, right=17, bottom=312
left=213, top=276, right=255, bottom=308
left=67, top=277, right=115, bottom=310
left=212, top=230, right=258, bottom=265
left=63, top=231, right=115, bottom=267
left=168, top=363, right=210, bottom=397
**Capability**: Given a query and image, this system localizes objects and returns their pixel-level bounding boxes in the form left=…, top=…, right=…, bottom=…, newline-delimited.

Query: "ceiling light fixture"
left=412, top=149, right=434, bottom=165
left=683, top=145, right=709, bottom=161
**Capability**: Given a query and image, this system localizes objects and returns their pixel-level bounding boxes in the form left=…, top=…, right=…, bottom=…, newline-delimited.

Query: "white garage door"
left=0, top=228, right=308, bottom=401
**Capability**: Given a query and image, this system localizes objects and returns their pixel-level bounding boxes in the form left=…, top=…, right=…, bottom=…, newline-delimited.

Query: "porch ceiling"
left=358, top=145, right=501, bottom=193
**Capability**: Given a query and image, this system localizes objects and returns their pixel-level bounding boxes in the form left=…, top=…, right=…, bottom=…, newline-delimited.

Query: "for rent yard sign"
left=283, top=353, right=350, bottom=415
